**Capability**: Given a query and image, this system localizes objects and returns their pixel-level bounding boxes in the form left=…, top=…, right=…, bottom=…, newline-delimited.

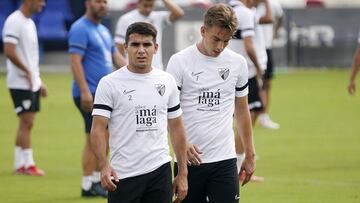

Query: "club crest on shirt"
left=218, top=68, right=230, bottom=80
left=155, top=84, right=165, bottom=96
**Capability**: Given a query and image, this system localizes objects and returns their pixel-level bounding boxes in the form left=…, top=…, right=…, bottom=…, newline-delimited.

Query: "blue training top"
left=68, top=17, right=116, bottom=97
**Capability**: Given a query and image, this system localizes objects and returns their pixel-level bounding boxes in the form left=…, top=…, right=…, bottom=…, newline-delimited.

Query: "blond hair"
left=203, top=3, right=238, bottom=34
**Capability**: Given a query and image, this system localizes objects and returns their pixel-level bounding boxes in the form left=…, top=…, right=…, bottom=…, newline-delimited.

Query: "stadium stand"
left=0, top=0, right=15, bottom=17
left=38, top=11, right=67, bottom=40
left=44, top=0, right=73, bottom=21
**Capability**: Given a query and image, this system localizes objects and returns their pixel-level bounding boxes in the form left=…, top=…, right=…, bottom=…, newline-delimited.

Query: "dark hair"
left=125, top=22, right=157, bottom=44
left=203, top=3, right=238, bottom=34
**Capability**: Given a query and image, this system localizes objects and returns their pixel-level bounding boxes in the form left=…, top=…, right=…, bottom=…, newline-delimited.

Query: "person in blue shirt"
left=68, top=0, right=126, bottom=198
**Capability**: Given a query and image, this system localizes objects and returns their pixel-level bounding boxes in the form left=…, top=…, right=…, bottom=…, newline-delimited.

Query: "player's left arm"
left=234, top=96, right=256, bottom=186
left=258, top=0, right=272, bottom=24
left=163, top=0, right=184, bottom=22
left=168, top=116, right=188, bottom=202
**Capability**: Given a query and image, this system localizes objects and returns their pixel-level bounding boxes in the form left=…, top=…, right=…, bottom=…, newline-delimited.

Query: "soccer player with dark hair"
left=3, top=0, right=47, bottom=176
left=68, top=0, right=126, bottom=197
left=91, top=22, right=188, bottom=203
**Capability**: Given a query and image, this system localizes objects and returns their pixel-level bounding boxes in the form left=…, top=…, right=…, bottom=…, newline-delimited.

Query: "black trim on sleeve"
left=5, top=34, right=19, bottom=40
left=177, top=86, right=182, bottom=91
left=93, top=104, right=113, bottom=112
left=236, top=82, right=248, bottom=91
left=233, top=28, right=254, bottom=40
left=168, top=104, right=180, bottom=112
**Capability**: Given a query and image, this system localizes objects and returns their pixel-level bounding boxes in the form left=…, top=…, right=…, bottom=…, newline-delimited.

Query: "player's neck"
left=85, top=13, right=102, bottom=24
left=127, top=65, right=152, bottom=74
left=19, top=5, right=33, bottom=18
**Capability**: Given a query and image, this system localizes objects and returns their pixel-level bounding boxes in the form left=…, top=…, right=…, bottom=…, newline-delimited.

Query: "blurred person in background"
left=114, top=0, right=184, bottom=70
left=2, top=0, right=47, bottom=176
left=257, top=0, right=283, bottom=129
left=68, top=0, right=126, bottom=198
left=228, top=0, right=272, bottom=183
left=348, top=29, right=360, bottom=95
left=167, top=4, right=256, bottom=202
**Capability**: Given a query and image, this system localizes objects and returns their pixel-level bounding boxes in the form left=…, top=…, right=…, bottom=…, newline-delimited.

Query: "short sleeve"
left=166, top=55, right=183, bottom=91
left=114, top=17, right=128, bottom=44
left=92, top=78, right=114, bottom=118
left=167, top=75, right=182, bottom=119
left=68, top=25, right=88, bottom=56
left=154, top=11, right=171, bottom=26
left=235, top=56, right=249, bottom=97
left=2, top=16, right=20, bottom=44
left=234, top=9, right=255, bottom=39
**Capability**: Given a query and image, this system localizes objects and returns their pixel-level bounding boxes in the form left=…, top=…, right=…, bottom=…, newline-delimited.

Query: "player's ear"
left=200, top=26, right=206, bottom=38
left=154, top=43, right=158, bottom=54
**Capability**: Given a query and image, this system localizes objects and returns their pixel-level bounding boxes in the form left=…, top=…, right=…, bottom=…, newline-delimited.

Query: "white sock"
left=92, top=171, right=101, bottom=183
left=14, top=146, right=24, bottom=169
left=236, top=153, right=245, bottom=173
left=82, top=176, right=93, bottom=190
left=23, top=148, right=35, bottom=168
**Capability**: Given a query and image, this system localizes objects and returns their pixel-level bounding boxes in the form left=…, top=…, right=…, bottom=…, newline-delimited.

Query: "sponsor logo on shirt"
left=191, top=71, right=203, bottom=81
left=135, top=105, right=158, bottom=132
left=123, top=89, right=136, bottom=95
left=197, top=88, right=221, bottom=111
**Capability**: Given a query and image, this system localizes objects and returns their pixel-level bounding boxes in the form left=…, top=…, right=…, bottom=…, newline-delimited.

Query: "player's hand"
left=80, top=91, right=93, bottom=112
left=172, top=173, right=188, bottom=203
left=23, top=70, right=33, bottom=90
left=40, top=84, right=48, bottom=98
left=348, top=80, right=356, bottom=95
left=240, top=154, right=256, bottom=186
left=186, top=143, right=202, bottom=166
left=100, top=163, right=119, bottom=192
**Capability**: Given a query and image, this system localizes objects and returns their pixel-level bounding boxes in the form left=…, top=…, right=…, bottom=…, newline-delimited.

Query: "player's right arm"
left=70, top=54, right=93, bottom=112
left=348, top=43, right=360, bottom=95
left=3, top=43, right=32, bottom=89
left=243, top=36, right=264, bottom=86
left=91, top=115, right=119, bottom=191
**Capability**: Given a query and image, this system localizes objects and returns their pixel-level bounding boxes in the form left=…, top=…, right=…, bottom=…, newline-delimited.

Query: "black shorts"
left=109, top=162, right=172, bottom=203
left=174, top=158, right=239, bottom=203
left=73, top=94, right=94, bottom=134
left=248, top=77, right=263, bottom=112
left=263, top=49, right=274, bottom=81
left=9, top=89, right=40, bottom=115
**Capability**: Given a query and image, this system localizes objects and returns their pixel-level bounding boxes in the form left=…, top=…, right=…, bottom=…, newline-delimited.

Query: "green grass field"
left=0, top=69, right=359, bottom=203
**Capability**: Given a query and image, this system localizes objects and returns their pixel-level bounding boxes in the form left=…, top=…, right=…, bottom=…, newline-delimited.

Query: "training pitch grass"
left=0, top=69, right=359, bottom=203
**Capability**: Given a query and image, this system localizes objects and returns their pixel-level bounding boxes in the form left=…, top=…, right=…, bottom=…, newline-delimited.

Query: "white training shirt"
left=114, top=9, right=171, bottom=71
left=2, top=10, right=41, bottom=91
left=92, top=67, right=182, bottom=179
left=258, top=0, right=284, bottom=49
left=228, top=0, right=267, bottom=78
left=167, top=44, right=248, bottom=163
